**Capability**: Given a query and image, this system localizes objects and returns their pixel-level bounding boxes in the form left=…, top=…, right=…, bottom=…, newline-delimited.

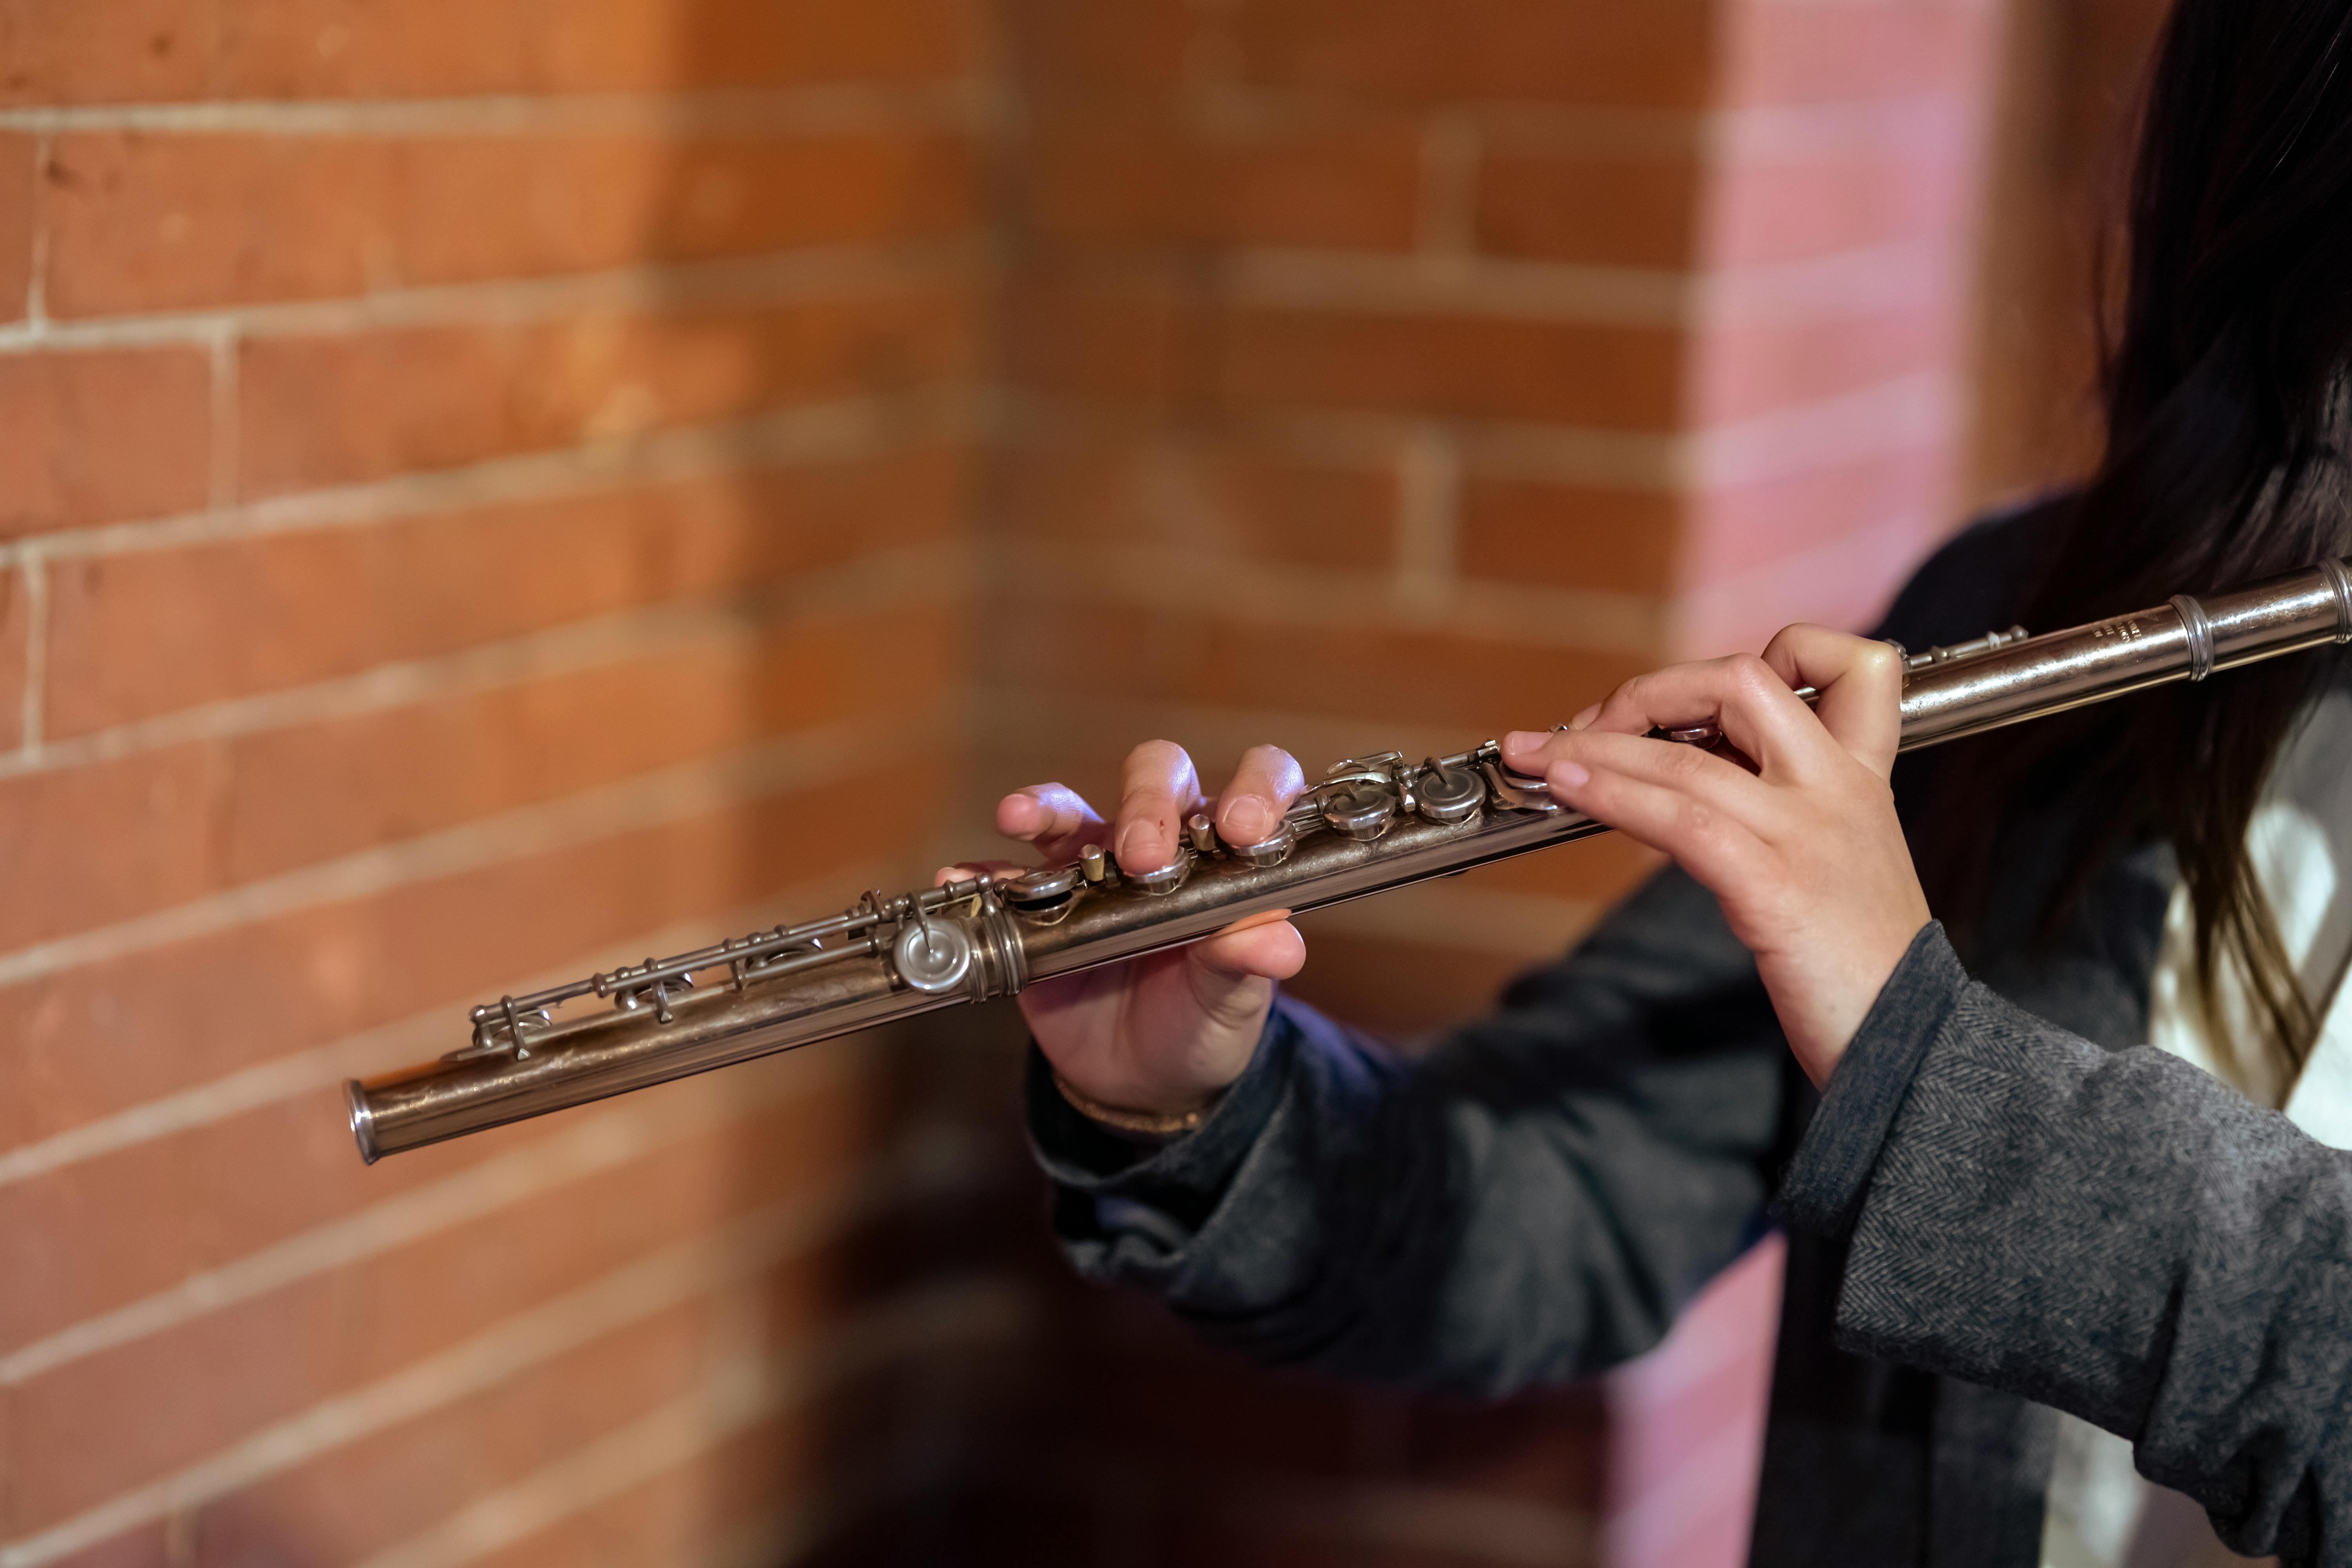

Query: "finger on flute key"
left=1113, top=740, right=1204, bottom=874
left=996, top=782, right=1109, bottom=863
left=1214, top=744, right=1308, bottom=848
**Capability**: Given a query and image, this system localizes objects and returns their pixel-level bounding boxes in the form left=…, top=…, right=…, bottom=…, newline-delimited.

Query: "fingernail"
left=1552, top=761, right=1592, bottom=790
left=1225, top=794, right=1273, bottom=842
left=1568, top=705, right=1600, bottom=733
left=1503, top=730, right=1547, bottom=757
left=935, top=866, right=962, bottom=886
left=1115, top=822, right=1159, bottom=870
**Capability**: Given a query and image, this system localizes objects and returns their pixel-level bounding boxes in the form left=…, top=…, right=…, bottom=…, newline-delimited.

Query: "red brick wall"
left=0, top=4, right=1014, bottom=1564
left=0, top=1, right=2111, bottom=1564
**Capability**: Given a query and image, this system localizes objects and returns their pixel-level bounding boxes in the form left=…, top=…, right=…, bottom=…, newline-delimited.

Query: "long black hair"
left=1925, top=0, right=2352, bottom=1092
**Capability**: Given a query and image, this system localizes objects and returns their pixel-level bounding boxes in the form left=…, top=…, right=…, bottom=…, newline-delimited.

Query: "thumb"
left=1186, top=916, right=1305, bottom=1020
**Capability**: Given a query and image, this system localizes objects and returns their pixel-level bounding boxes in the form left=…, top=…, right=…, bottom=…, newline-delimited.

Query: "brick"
left=45, top=131, right=981, bottom=319
left=0, top=768, right=936, bottom=1146
left=0, top=1041, right=884, bottom=1400
left=1025, top=109, right=1422, bottom=252
left=236, top=292, right=979, bottom=498
left=1004, top=0, right=1194, bottom=91
left=1678, top=446, right=1953, bottom=590
left=1724, top=0, right=1997, bottom=109
left=0, top=602, right=964, bottom=953
left=447, top=1376, right=984, bottom=1568
left=1228, top=0, right=1717, bottom=109
left=1696, top=304, right=1962, bottom=425
left=0, top=132, right=33, bottom=326
left=1672, top=512, right=1943, bottom=661
left=200, top=1311, right=722, bottom=1566
left=0, top=347, right=212, bottom=537
left=996, top=602, right=1648, bottom=737
left=1457, top=480, right=1682, bottom=594
left=0, top=0, right=211, bottom=107
left=229, top=0, right=984, bottom=97
left=47, top=1529, right=169, bottom=1568
left=18, top=1205, right=1001, bottom=1552
left=0, top=563, right=25, bottom=751
left=394, top=134, right=981, bottom=287
left=18, top=1284, right=723, bottom=1537
left=0, top=0, right=986, bottom=105
left=43, top=449, right=970, bottom=738
left=1003, top=438, right=1399, bottom=571
left=207, top=1320, right=954, bottom=1568
left=0, top=745, right=226, bottom=956
left=44, top=133, right=379, bottom=319
left=2, top=1071, right=887, bottom=1458
left=1221, top=308, right=1684, bottom=429
left=1710, top=147, right=1974, bottom=268
left=216, top=604, right=966, bottom=886
left=0, top=1091, right=416, bottom=1362
left=1475, top=151, right=1701, bottom=269
left=1004, top=265, right=1208, bottom=406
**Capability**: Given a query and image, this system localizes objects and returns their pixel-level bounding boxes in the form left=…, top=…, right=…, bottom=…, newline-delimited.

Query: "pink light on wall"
left=1603, top=1234, right=1788, bottom=1568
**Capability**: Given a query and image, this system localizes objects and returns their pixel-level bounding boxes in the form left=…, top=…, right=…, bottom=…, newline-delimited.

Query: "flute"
left=346, top=557, right=2352, bottom=1163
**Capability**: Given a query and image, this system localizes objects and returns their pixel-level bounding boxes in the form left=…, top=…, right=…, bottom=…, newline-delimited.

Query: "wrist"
left=1792, top=916, right=1932, bottom=1087
left=1050, top=1071, right=1225, bottom=1138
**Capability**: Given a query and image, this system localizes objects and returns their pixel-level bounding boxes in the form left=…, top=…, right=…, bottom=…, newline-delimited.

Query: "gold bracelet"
left=1051, top=1072, right=1221, bottom=1137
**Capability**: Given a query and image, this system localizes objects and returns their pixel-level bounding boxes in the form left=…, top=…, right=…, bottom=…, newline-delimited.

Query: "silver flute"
left=347, top=556, right=2352, bottom=1163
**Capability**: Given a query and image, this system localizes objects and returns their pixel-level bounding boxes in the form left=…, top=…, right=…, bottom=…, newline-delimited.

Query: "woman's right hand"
left=940, top=740, right=1312, bottom=1120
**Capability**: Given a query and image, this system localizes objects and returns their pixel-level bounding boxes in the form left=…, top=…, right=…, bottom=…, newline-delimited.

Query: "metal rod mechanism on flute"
left=346, top=556, right=2352, bottom=1164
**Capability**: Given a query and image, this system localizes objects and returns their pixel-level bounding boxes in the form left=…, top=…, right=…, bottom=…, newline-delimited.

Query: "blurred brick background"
left=0, top=2, right=2163, bottom=1566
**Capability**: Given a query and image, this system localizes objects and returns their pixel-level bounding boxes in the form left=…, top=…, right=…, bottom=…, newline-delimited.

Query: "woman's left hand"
left=1500, top=625, right=1930, bottom=1088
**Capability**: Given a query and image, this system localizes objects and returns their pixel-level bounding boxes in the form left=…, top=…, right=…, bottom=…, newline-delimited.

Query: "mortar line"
left=1002, top=369, right=1954, bottom=493
left=0, top=863, right=911, bottom=1191
left=0, top=83, right=1002, bottom=138
left=1010, top=541, right=1666, bottom=656
left=22, top=132, right=47, bottom=328
left=207, top=322, right=239, bottom=509
left=0, top=1053, right=862, bottom=1384
left=0, top=710, right=941, bottom=992
left=1393, top=423, right=1461, bottom=612
left=17, top=550, right=46, bottom=758
left=0, top=82, right=1961, bottom=149
left=1216, top=238, right=1948, bottom=329
left=344, top=1291, right=1020, bottom=1568
left=0, top=546, right=967, bottom=782
left=0, top=1185, right=1022, bottom=1568
left=1227, top=80, right=1950, bottom=164
left=0, top=387, right=982, bottom=568
left=349, top=1365, right=805, bottom=1568
left=1462, top=92, right=1973, bottom=160
left=0, top=237, right=991, bottom=354
left=0, top=363, right=1933, bottom=579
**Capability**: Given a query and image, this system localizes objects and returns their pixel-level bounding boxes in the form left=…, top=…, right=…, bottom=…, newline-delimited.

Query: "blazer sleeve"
left=1781, top=924, right=2352, bottom=1567
left=1028, top=864, right=1798, bottom=1395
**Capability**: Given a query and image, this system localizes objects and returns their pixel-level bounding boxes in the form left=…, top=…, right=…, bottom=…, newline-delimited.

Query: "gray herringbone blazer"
left=1027, top=508, right=2352, bottom=1566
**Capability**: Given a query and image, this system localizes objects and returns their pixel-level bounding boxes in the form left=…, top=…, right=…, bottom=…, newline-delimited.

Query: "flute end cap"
left=345, top=1080, right=381, bottom=1166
